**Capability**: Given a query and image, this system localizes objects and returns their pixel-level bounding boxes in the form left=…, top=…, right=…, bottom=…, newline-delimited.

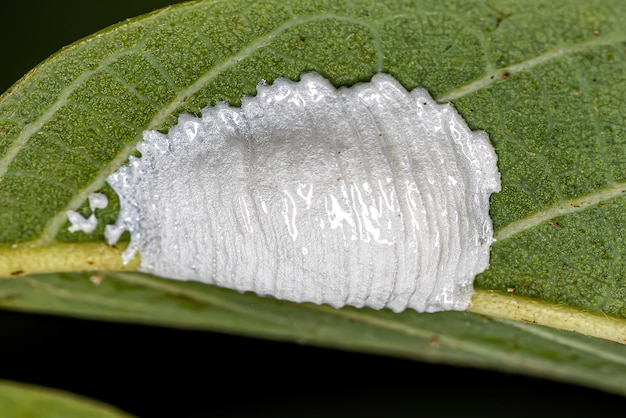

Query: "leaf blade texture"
left=0, top=380, right=134, bottom=418
left=0, top=0, right=625, bottom=394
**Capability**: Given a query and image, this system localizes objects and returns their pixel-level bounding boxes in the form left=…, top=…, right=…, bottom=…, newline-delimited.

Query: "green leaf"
left=2, top=271, right=626, bottom=395
left=1, top=0, right=625, bottom=395
left=0, top=380, right=133, bottom=418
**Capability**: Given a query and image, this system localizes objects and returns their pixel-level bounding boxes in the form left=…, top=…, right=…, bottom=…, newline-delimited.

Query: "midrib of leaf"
left=0, top=242, right=137, bottom=278
left=436, top=32, right=626, bottom=102
left=468, top=291, right=626, bottom=344
left=29, top=12, right=385, bottom=246
left=1, top=241, right=624, bottom=343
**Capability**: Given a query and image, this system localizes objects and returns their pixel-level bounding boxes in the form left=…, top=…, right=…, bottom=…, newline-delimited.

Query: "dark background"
left=0, top=2, right=624, bottom=416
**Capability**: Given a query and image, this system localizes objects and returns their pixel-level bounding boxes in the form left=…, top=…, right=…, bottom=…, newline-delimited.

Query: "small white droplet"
left=67, top=192, right=109, bottom=234
left=67, top=212, right=98, bottom=233
left=88, top=193, right=108, bottom=211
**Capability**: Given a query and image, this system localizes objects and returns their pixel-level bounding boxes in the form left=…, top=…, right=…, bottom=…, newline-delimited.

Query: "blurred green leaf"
left=0, top=380, right=133, bottom=418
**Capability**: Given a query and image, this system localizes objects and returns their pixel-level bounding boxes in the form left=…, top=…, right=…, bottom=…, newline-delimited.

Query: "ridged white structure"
left=106, top=73, right=501, bottom=313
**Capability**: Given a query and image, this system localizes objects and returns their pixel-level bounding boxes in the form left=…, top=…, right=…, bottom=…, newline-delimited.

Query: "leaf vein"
left=436, top=33, right=626, bottom=102
left=495, top=183, right=626, bottom=241
left=35, top=13, right=385, bottom=244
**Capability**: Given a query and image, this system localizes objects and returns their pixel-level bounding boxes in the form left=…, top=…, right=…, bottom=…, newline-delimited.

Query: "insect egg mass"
left=105, top=73, right=501, bottom=313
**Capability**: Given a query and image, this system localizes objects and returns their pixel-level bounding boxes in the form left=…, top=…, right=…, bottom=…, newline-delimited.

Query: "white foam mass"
left=105, top=73, right=501, bottom=313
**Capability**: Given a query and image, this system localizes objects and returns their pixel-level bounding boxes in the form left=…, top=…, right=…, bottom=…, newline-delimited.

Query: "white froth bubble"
left=67, top=212, right=98, bottom=234
left=67, top=192, right=109, bottom=234
left=105, top=73, right=501, bottom=313
left=88, top=193, right=108, bottom=211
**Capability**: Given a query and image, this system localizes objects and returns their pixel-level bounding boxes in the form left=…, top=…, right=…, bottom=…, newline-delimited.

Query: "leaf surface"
left=0, top=380, right=133, bottom=418
left=1, top=271, right=626, bottom=395
left=0, top=0, right=625, bottom=394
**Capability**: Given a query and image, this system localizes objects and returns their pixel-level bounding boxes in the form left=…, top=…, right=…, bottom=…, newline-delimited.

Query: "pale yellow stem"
left=0, top=242, right=139, bottom=279
left=470, top=290, right=626, bottom=345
